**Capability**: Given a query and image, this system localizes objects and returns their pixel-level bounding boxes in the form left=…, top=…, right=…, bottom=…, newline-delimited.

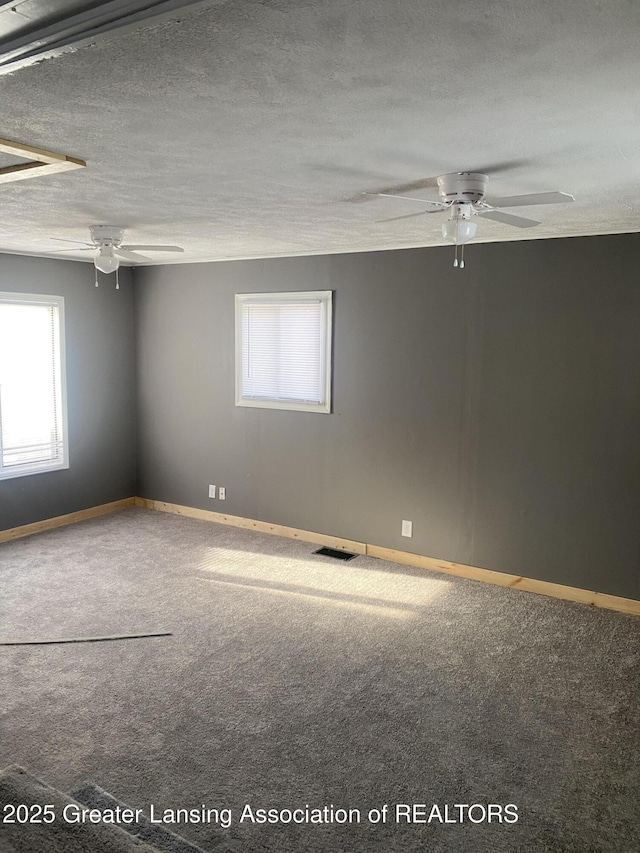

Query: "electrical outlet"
left=218, top=487, right=226, bottom=500
left=208, top=485, right=216, bottom=499
left=401, top=519, right=413, bottom=537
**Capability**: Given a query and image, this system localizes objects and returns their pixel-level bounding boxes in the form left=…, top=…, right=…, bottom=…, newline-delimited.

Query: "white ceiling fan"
left=368, top=172, right=575, bottom=268
left=50, top=226, right=184, bottom=287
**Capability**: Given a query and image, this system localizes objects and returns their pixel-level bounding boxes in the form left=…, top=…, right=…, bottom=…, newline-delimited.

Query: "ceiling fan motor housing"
left=437, top=172, right=488, bottom=204
left=89, top=225, right=124, bottom=247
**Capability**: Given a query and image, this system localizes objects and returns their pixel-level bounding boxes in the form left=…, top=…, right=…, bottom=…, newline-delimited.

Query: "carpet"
left=1, top=508, right=639, bottom=852
left=0, top=765, right=159, bottom=852
left=70, top=782, right=211, bottom=853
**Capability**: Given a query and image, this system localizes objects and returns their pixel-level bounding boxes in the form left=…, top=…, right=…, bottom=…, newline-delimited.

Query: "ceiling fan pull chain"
left=95, top=267, right=99, bottom=287
left=115, top=268, right=120, bottom=290
left=460, top=243, right=465, bottom=269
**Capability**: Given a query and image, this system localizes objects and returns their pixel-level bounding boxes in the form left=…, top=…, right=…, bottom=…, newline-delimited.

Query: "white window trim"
left=235, top=290, right=333, bottom=414
left=0, top=291, right=69, bottom=481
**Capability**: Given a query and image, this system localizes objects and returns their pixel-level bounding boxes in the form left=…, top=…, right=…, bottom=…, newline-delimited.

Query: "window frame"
left=235, top=290, right=333, bottom=414
left=0, top=291, right=69, bottom=481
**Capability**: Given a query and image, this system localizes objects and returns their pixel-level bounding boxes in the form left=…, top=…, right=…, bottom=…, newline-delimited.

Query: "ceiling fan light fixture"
left=94, top=246, right=120, bottom=274
left=368, top=171, right=574, bottom=272
left=442, top=217, right=478, bottom=245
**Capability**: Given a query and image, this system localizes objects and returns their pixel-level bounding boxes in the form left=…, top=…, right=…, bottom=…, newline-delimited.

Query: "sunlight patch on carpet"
left=195, top=546, right=449, bottom=617
left=196, top=575, right=417, bottom=619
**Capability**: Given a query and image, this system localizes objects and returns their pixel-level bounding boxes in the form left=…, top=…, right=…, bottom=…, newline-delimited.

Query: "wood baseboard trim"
left=366, top=545, right=640, bottom=616
left=134, top=498, right=368, bottom=554
left=4, top=497, right=637, bottom=616
left=137, top=498, right=640, bottom=616
left=0, top=497, right=136, bottom=544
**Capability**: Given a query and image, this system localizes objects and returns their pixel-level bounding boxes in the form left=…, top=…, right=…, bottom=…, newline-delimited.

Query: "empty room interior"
left=1, top=2, right=639, bottom=852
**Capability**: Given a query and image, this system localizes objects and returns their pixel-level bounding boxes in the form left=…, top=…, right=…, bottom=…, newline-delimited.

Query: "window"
left=236, top=291, right=332, bottom=413
left=0, top=292, right=68, bottom=480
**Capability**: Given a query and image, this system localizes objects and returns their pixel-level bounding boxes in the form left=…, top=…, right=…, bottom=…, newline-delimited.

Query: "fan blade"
left=478, top=210, right=541, bottom=228
left=121, top=244, right=184, bottom=252
left=48, top=237, right=94, bottom=247
left=47, top=247, right=94, bottom=253
left=365, top=192, right=448, bottom=207
left=377, top=209, right=444, bottom=223
left=483, top=191, right=575, bottom=208
left=346, top=176, right=443, bottom=203
left=116, top=249, right=152, bottom=263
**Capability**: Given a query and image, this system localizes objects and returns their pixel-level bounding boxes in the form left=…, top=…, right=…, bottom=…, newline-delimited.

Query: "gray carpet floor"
left=69, top=780, right=210, bottom=853
left=1, top=508, right=639, bottom=853
left=0, top=765, right=159, bottom=853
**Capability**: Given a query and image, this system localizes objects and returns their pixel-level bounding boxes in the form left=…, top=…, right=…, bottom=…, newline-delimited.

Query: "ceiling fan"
left=368, top=172, right=575, bottom=268
left=50, top=226, right=184, bottom=288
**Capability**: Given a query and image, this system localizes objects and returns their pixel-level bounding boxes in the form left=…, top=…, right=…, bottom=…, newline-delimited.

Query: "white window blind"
left=0, top=292, right=68, bottom=480
left=235, top=291, right=332, bottom=413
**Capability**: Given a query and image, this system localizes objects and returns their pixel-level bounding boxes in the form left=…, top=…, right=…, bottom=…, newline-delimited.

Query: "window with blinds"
left=235, top=291, right=332, bottom=413
left=0, top=292, right=68, bottom=480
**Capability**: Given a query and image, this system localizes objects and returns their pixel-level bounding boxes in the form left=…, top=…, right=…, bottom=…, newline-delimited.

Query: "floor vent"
left=313, top=546, right=358, bottom=561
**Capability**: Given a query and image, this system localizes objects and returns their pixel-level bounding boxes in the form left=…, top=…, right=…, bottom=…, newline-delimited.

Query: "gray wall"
left=135, top=234, right=640, bottom=601
left=0, top=253, right=136, bottom=530
left=6, top=237, right=638, bottom=599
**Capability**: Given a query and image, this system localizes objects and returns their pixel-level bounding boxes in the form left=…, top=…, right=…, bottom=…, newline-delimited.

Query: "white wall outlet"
left=218, top=487, right=226, bottom=500
left=401, top=519, right=413, bottom=537
left=208, top=485, right=216, bottom=499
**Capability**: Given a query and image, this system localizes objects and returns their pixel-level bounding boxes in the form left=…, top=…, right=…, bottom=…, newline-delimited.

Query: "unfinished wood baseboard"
left=134, top=497, right=367, bottom=554
left=367, top=545, right=640, bottom=616
left=137, top=498, right=640, bottom=616
left=0, top=497, right=135, bottom=544
left=3, top=497, right=638, bottom=616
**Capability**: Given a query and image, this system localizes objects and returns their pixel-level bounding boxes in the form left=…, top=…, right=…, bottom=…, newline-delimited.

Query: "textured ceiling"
left=0, top=0, right=638, bottom=266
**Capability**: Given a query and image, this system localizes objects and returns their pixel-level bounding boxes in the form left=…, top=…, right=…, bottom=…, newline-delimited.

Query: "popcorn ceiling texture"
left=0, top=0, right=638, bottom=265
